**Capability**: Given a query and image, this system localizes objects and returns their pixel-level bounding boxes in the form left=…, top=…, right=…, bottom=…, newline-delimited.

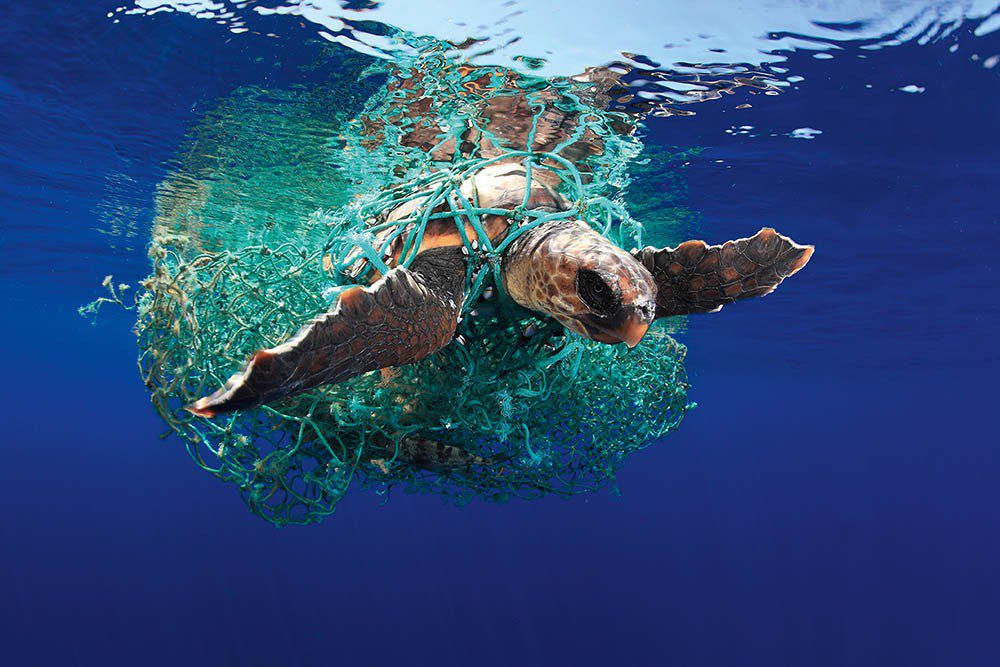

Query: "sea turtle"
left=188, top=66, right=814, bottom=418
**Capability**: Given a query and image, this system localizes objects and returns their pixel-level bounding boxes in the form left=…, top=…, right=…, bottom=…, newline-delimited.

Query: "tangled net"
left=109, top=47, right=694, bottom=526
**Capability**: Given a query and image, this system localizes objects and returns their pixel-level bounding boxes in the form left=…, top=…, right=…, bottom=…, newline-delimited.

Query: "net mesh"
left=98, top=48, right=694, bottom=526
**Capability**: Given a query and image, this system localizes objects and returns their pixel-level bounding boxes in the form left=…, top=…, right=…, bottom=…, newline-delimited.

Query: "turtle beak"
left=617, top=318, right=650, bottom=348
left=612, top=302, right=655, bottom=348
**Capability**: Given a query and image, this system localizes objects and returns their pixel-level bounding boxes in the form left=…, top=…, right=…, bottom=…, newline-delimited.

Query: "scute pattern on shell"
left=347, top=162, right=568, bottom=283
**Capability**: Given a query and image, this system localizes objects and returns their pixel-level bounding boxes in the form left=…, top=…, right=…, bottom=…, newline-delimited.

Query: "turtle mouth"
left=615, top=318, right=650, bottom=348
left=587, top=321, right=649, bottom=348
left=580, top=303, right=654, bottom=348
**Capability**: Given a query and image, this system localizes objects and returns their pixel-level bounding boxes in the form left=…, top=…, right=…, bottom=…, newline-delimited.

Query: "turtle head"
left=503, top=220, right=656, bottom=347
left=573, top=260, right=656, bottom=347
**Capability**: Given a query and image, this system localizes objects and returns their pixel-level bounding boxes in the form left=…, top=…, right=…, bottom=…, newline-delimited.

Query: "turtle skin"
left=187, top=247, right=467, bottom=417
left=632, top=228, right=814, bottom=317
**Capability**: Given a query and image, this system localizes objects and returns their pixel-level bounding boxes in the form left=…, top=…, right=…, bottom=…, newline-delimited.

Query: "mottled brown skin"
left=188, top=246, right=467, bottom=417
left=502, top=219, right=656, bottom=345
left=632, top=228, right=814, bottom=317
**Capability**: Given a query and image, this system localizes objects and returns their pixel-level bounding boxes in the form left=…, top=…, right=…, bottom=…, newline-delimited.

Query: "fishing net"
left=99, top=47, right=694, bottom=526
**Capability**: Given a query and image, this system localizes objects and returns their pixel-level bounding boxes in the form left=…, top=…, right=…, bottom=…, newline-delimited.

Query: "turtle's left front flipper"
left=187, top=247, right=467, bottom=417
left=633, top=228, right=813, bottom=318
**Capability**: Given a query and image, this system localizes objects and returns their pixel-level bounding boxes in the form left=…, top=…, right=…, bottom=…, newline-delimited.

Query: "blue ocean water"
left=2, top=1, right=999, bottom=665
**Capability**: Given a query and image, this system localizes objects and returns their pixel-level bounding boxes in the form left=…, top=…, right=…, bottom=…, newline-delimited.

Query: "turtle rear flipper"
left=187, top=247, right=467, bottom=417
left=633, top=228, right=813, bottom=318
left=369, top=434, right=499, bottom=473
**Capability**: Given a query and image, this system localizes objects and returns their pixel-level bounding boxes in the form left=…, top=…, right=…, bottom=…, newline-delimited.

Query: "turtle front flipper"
left=187, top=247, right=467, bottom=417
left=632, top=228, right=813, bottom=318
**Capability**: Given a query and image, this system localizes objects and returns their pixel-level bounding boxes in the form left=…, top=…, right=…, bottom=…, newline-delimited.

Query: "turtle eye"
left=576, top=269, right=618, bottom=315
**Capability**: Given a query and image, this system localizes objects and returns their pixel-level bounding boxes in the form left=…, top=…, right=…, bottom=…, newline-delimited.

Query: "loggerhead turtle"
left=187, top=67, right=814, bottom=418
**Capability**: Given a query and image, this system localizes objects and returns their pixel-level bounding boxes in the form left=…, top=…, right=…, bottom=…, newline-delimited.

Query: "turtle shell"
left=342, top=161, right=570, bottom=283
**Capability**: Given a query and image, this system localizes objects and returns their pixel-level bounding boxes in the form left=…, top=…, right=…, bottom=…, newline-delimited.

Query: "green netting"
left=94, top=48, right=694, bottom=526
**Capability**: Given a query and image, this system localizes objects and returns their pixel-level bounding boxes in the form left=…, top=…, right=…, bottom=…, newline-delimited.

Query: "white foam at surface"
left=790, top=127, right=823, bottom=139
left=974, top=11, right=1000, bottom=35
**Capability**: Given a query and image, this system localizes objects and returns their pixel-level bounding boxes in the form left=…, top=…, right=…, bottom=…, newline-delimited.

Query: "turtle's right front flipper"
left=187, top=247, right=466, bottom=417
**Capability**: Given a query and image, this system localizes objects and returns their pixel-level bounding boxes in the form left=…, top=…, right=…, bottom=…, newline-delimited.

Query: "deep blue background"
left=2, top=3, right=998, bottom=665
